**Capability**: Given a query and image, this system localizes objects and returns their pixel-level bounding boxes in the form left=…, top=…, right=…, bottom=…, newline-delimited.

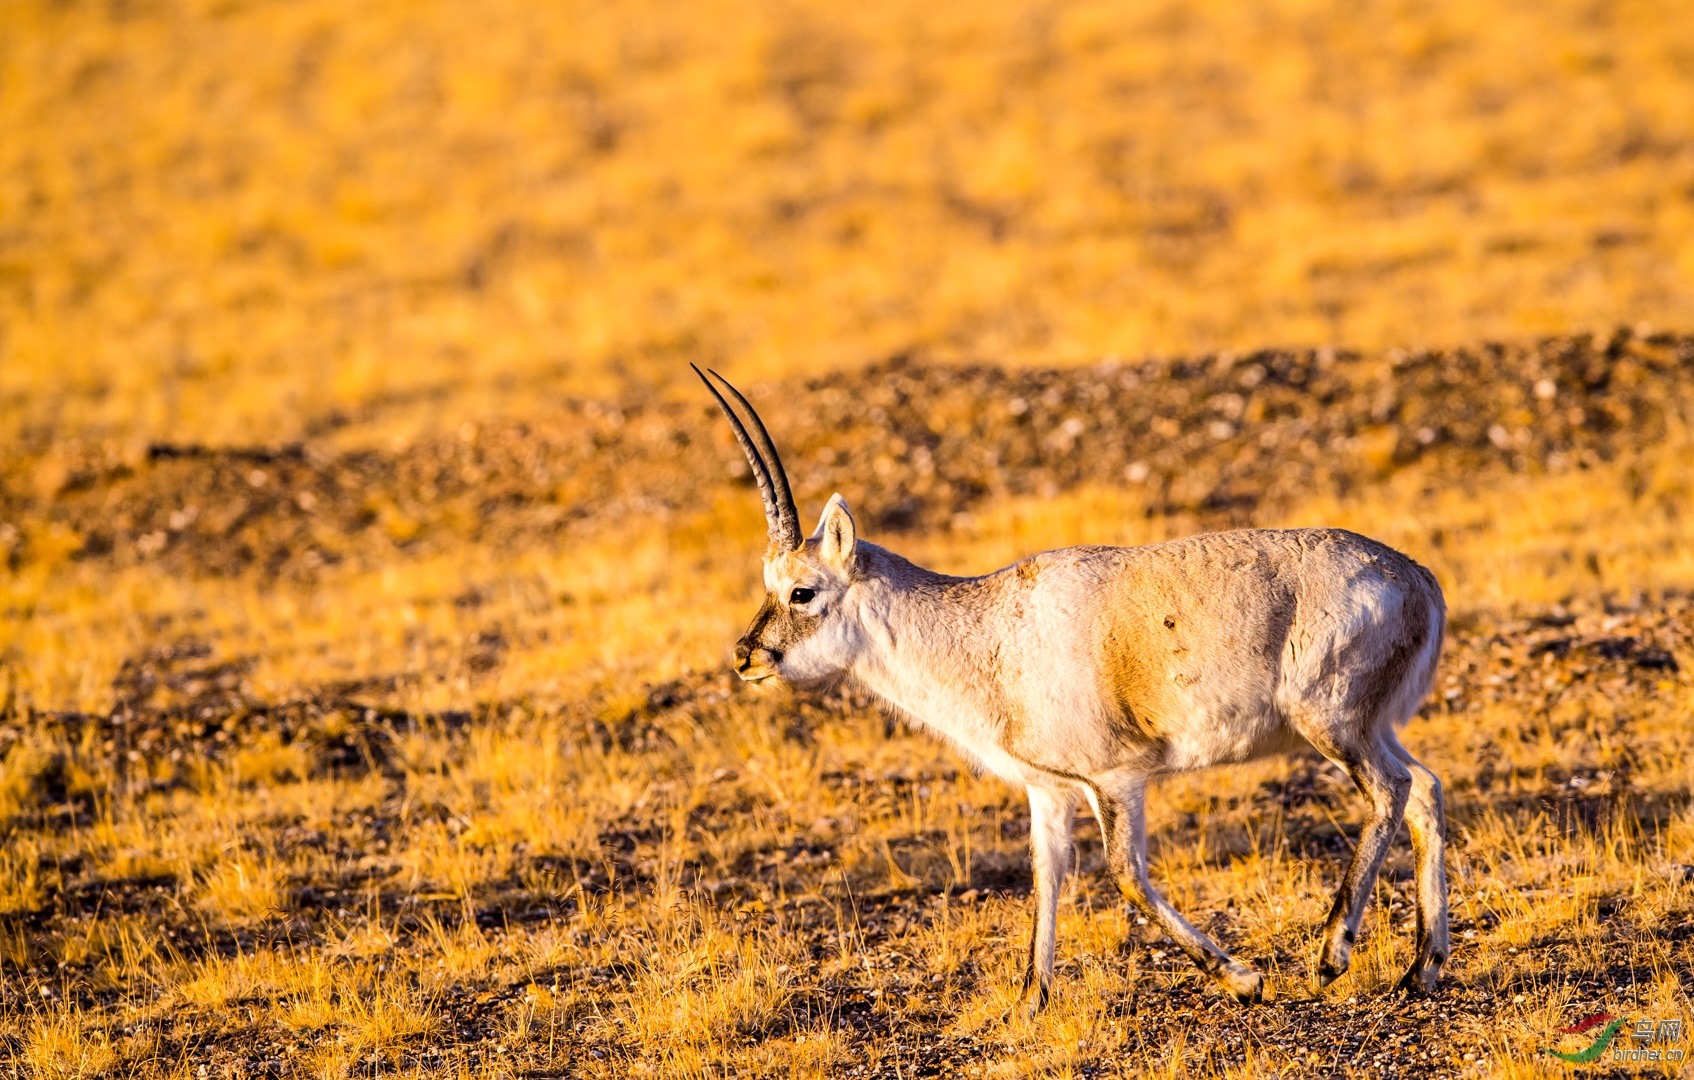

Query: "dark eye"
left=789, top=587, right=815, bottom=605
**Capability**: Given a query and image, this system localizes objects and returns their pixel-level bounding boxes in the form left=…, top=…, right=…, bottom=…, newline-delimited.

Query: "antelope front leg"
left=1017, top=785, right=1076, bottom=1019
left=1093, top=774, right=1264, bottom=1004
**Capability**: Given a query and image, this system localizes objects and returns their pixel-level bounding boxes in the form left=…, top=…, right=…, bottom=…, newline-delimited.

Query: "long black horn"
left=705, top=369, right=802, bottom=549
left=692, top=365, right=801, bottom=549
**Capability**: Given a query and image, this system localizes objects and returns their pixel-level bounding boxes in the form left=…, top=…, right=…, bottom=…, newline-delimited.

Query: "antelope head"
left=694, top=366, right=866, bottom=687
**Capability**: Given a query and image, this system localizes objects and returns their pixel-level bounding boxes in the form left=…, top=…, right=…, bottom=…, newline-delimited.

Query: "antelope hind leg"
left=1390, top=738, right=1450, bottom=993
left=1093, top=775, right=1264, bottom=1004
left=1313, top=741, right=1411, bottom=986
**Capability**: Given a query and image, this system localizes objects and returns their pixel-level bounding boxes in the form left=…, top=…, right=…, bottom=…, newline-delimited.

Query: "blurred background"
left=4, top=0, right=1693, bottom=451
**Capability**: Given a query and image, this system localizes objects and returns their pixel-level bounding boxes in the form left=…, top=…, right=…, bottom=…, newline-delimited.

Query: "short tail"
left=1397, top=562, right=1446, bottom=726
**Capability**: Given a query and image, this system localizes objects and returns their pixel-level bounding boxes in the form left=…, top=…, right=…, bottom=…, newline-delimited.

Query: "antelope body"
left=696, top=366, right=1450, bottom=1012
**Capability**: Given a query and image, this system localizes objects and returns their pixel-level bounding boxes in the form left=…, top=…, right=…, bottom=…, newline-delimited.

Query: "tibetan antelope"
left=695, top=366, right=1449, bottom=1012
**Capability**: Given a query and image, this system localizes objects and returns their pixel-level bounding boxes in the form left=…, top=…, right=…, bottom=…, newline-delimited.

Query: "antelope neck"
left=846, top=547, right=1011, bottom=749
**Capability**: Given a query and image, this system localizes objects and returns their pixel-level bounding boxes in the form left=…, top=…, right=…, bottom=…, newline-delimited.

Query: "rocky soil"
left=4, top=327, right=1692, bottom=580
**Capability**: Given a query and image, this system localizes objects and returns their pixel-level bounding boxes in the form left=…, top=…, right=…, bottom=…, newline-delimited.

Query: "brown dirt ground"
left=1, top=597, right=1690, bottom=1076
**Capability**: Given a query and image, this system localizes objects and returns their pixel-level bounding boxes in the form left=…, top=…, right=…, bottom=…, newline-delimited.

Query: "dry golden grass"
left=2, top=433, right=1692, bottom=1075
left=4, top=0, right=1694, bottom=1076
left=4, top=0, right=1694, bottom=449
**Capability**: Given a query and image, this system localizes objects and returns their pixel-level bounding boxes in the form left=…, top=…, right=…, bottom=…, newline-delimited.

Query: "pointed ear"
left=812, top=493, right=857, bottom=573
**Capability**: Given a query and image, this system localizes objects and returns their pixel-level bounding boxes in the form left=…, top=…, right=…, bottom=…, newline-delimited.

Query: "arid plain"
left=4, top=1, right=1694, bottom=1076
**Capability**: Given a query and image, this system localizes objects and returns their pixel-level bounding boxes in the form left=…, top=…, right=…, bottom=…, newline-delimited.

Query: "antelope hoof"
left=1220, top=964, right=1264, bottom=1005
left=1394, top=959, right=1442, bottom=996
left=1015, top=979, right=1050, bottom=1021
left=1317, top=955, right=1349, bottom=987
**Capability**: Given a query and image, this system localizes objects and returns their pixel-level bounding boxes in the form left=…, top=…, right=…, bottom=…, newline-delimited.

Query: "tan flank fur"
left=695, top=366, right=1450, bottom=1013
